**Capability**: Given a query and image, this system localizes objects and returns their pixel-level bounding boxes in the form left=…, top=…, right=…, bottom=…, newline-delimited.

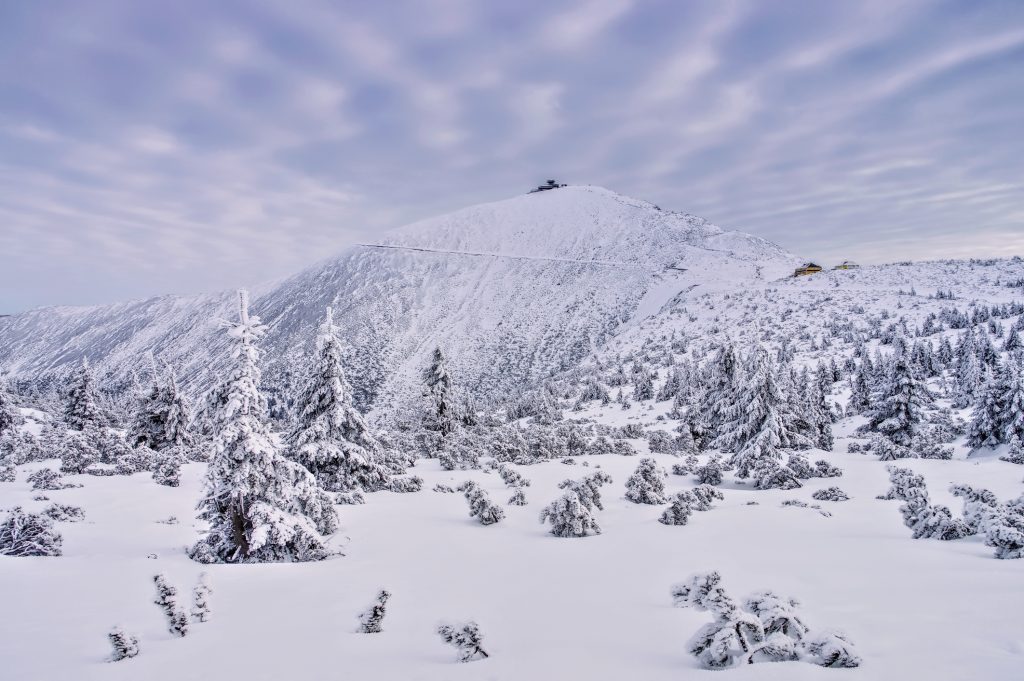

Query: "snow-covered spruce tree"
left=108, top=627, right=140, bottom=661
left=60, top=424, right=101, bottom=474
left=716, top=349, right=810, bottom=479
left=744, top=591, right=808, bottom=660
left=847, top=364, right=872, bottom=415
left=540, top=489, right=602, bottom=537
left=0, top=378, right=22, bottom=437
left=0, top=507, right=63, bottom=556
left=65, top=358, right=104, bottom=430
left=898, top=483, right=968, bottom=541
left=437, top=621, right=489, bottom=662
left=967, top=364, right=1008, bottom=449
left=670, top=572, right=765, bottom=669
left=286, top=308, right=391, bottom=493
left=153, top=574, right=188, bottom=637
left=357, top=590, right=390, bottom=633
left=1001, top=435, right=1024, bottom=464
left=807, top=370, right=835, bottom=451
left=191, top=573, right=212, bottom=622
left=461, top=481, right=505, bottom=525
left=751, top=458, right=802, bottom=491
left=693, top=455, right=724, bottom=486
left=880, top=465, right=926, bottom=501
left=152, top=446, right=184, bottom=487
left=1001, top=355, right=1024, bottom=443
left=497, top=464, right=530, bottom=488
left=659, top=493, right=694, bottom=526
left=508, top=488, right=527, bottom=506
left=189, top=290, right=338, bottom=564
left=558, top=470, right=613, bottom=511
left=624, top=457, right=668, bottom=504
left=978, top=496, right=1024, bottom=559
left=128, top=365, right=167, bottom=450
left=866, top=353, right=933, bottom=447
left=423, top=347, right=457, bottom=437
left=699, top=344, right=740, bottom=444
left=162, top=371, right=197, bottom=457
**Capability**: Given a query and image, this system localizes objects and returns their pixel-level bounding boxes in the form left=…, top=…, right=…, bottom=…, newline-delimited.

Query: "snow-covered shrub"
left=624, top=458, right=668, bottom=504
left=437, top=621, right=489, bottom=662
left=508, top=488, right=527, bottom=506
left=587, top=435, right=614, bottom=457
left=192, top=573, right=212, bottom=622
left=461, top=481, right=505, bottom=525
left=153, top=574, right=188, bottom=637
left=1000, top=435, right=1024, bottom=464
left=751, top=459, right=802, bottom=490
left=612, top=439, right=638, bottom=456
left=659, top=493, right=694, bottom=526
left=693, top=456, right=724, bottom=486
left=42, top=503, right=85, bottom=522
left=814, top=459, right=843, bottom=478
left=152, top=446, right=183, bottom=487
left=812, top=487, right=849, bottom=502
left=540, top=491, right=602, bottom=537
left=432, top=483, right=455, bottom=493
left=800, top=630, right=862, bottom=668
left=389, top=476, right=423, bottom=493
left=646, top=430, right=676, bottom=454
left=357, top=590, right=390, bottom=633
left=0, top=507, right=63, bottom=556
left=900, top=488, right=969, bottom=541
left=671, top=454, right=699, bottom=476
left=497, top=464, right=530, bottom=488
left=879, top=465, right=925, bottom=500
left=846, top=442, right=862, bottom=454
left=744, top=592, right=808, bottom=642
left=0, top=463, right=14, bottom=482
left=336, top=491, right=366, bottom=505
left=60, top=426, right=101, bottom=474
left=670, top=572, right=764, bottom=669
left=979, top=500, right=1024, bottom=559
left=108, top=627, right=140, bottom=662
left=115, top=445, right=155, bottom=475
left=950, top=484, right=999, bottom=533
left=558, top=471, right=613, bottom=511
left=871, top=434, right=912, bottom=462
left=786, top=453, right=816, bottom=479
left=688, top=485, right=725, bottom=511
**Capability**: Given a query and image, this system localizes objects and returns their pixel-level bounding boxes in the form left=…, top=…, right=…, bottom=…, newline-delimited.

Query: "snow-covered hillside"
left=0, top=186, right=797, bottom=418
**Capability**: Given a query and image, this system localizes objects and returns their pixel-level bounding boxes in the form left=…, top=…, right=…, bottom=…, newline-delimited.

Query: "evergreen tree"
left=557, top=470, right=613, bottom=511
left=847, top=363, right=872, bottom=415
left=191, top=573, right=212, bottom=622
left=287, top=308, right=391, bottom=493
left=1001, top=356, right=1024, bottom=444
left=671, top=572, right=765, bottom=669
left=0, top=377, right=21, bottom=437
left=153, top=574, right=189, bottom=637
left=540, top=489, right=602, bottom=537
left=189, top=291, right=338, bottom=564
left=717, top=349, right=810, bottom=478
left=1000, top=435, right=1024, bottom=464
left=624, top=458, right=668, bottom=504
left=461, top=481, right=505, bottom=525
left=866, top=354, right=932, bottom=447
left=357, top=590, right=390, bottom=633
left=967, top=365, right=1008, bottom=449
left=162, top=371, right=196, bottom=454
left=0, top=507, right=63, bottom=556
left=108, top=627, right=140, bottom=661
left=65, top=358, right=103, bottom=430
left=437, top=622, right=489, bottom=662
left=423, top=347, right=457, bottom=436
left=128, top=365, right=166, bottom=449
left=152, top=447, right=183, bottom=487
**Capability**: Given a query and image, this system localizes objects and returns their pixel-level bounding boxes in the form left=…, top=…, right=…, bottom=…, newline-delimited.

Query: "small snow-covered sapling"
left=357, top=590, right=390, bottom=633
left=153, top=574, right=189, bottom=637
left=437, top=621, right=489, bottom=662
left=624, top=457, right=668, bottom=504
left=108, top=626, right=140, bottom=661
left=192, top=573, right=212, bottom=622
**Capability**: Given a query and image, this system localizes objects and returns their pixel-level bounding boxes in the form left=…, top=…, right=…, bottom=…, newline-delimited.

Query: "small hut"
left=794, top=262, right=823, bottom=277
left=833, top=261, right=860, bottom=270
left=529, top=179, right=567, bottom=193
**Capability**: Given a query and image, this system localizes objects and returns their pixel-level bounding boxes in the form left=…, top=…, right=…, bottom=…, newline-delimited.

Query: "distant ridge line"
left=356, top=243, right=651, bottom=270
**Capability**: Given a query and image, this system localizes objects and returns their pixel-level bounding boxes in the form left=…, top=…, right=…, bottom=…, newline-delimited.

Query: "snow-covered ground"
left=2, top=428, right=1021, bottom=680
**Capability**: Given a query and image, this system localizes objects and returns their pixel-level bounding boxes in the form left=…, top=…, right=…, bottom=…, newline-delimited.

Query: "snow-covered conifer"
left=153, top=574, right=188, bottom=637
left=866, top=353, right=933, bottom=446
left=744, top=592, right=808, bottom=642
left=968, top=365, right=1007, bottom=449
left=191, top=573, right=212, bottom=622
left=811, top=487, right=849, bottom=502
left=799, top=630, right=862, bottom=668
left=61, top=424, right=101, bottom=474
left=508, top=488, right=527, bottom=506
left=189, top=291, right=337, bottom=564
left=437, top=621, right=489, bottom=662
left=389, top=475, right=423, bottom=493
left=659, top=493, right=694, bottom=526
left=423, top=347, right=457, bottom=436
left=357, top=590, right=390, bottom=633
left=108, top=627, right=139, bottom=661
left=0, top=378, right=21, bottom=437
left=287, top=308, right=391, bottom=493
left=540, top=490, right=602, bottom=537
left=461, top=481, right=505, bottom=525
left=670, top=572, right=765, bottom=669
left=497, top=464, right=530, bottom=488
left=65, top=358, right=104, bottom=430
left=689, top=484, right=725, bottom=510
left=1001, top=435, right=1024, bottom=464
left=899, top=485, right=968, bottom=540
left=950, top=484, right=999, bottom=533
left=152, top=446, right=184, bottom=487
left=624, top=457, right=667, bottom=504
left=42, top=503, right=85, bottom=522
left=978, top=497, right=1024, bottom=559
left=751, top=458, right=802, bottom=490
left=27, top=467, right=67, bottom=491
left=847, top=365, right=872, bottom=415
left=0, top=507, right=62, bottom=556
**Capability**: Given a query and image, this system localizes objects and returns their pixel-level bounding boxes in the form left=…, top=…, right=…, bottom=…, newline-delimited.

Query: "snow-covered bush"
left=153, top=574, right=188, bottom=637
left=508, top=488, right=527, bottom=506
left=811, top=487, right=849, bottom=502
left=671, top=454, right=699, bottom=476
left=751, top=459, right=802, bottom=490
left=1000, top=435, right=1024, bottom=464
left=336, top=491, right=366, bottom=505
left=540, top=490, right=602, bottom=537
left=152, top=446, right=184, bottom=487
left=688, top=485, right=725, bottom=511
left=0, top=507, right=63, bottom=557
left=432, top=483, right=456, bottom=493
left=437, top=621, right=489, bottom=662
left=646, top=430, right=676, bottom=454
left=357, top=590, right=390, bottom=633
left=461, top=481, right=505, bottom=525
left=814, top=459, right=843, bottom=478
left=108, top=627, right=140, bottom=662
left=497, top=464, right=530, bottom=488
left=624, top=458, right=667, bottom=504
left=800, top=630, right=862, bottom=668
left=389, top=475, right=423, bottom=493
left=693, top=456, right=724, bottom=486
left=659, top=493, right=694, bottom=526
left=950, top=484, right=999, bottom=533
left=42, top=503, right=85, bottom=522
left=192, top=573, right=212, bottom=622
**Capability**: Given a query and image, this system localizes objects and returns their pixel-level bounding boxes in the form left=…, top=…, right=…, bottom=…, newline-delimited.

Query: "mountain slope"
left=0, top=186, right=799, bottom=417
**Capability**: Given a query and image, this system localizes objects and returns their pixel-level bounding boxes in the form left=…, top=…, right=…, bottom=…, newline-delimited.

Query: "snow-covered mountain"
left=0, top=186, right=798, bottom=416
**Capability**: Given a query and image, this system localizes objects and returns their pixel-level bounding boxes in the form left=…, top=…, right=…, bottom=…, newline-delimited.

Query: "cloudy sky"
left=2, top=0, right=1023, bottom=312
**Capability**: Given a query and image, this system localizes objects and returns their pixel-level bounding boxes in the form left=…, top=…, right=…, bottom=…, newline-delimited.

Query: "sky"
left=2, top=0, right=1024, bottom=312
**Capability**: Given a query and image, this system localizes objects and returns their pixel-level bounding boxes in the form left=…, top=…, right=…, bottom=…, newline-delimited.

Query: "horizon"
left=3, top=1, right=1024, bottom=312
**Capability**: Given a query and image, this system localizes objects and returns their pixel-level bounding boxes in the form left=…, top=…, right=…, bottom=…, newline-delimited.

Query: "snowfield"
left=2, top=430, right=1022, bottom=680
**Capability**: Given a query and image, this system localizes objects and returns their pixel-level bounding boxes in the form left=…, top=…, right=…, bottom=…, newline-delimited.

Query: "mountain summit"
left=0, top=187, right=798, bottom=417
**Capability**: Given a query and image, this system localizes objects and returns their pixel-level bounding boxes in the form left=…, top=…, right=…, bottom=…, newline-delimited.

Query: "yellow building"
left=794, top=262, right=823, bottom=277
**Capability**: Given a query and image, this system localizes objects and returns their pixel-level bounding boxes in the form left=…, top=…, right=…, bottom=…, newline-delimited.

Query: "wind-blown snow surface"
left=0, top=187, right=797, bottom=417
left=1, top=418, right=1022, bottom=680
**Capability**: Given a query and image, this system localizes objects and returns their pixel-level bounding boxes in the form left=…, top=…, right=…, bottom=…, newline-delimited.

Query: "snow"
left=1, top=437, right=1022, bottom=680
